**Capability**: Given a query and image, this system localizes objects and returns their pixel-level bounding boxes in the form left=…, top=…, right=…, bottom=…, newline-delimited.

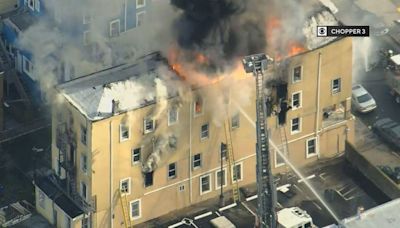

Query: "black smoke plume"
left=170, top=0, right=267, bottom=71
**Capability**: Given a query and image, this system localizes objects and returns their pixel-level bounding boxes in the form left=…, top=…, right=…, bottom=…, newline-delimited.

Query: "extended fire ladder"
left=223, top=111, right=240, bottom=202
left=243, top=54, right=277, bottom=228
left=119, top=190, right=132, bottom=228
left=278, top=125, right=289, bottom=166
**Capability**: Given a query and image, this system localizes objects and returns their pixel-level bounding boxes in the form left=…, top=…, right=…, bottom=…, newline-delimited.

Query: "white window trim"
left=168, top=107, right=179, bottom=126
left=129, top=199, right=142, bottom=220
left=35, top=0, right=40, bottom=12
left=22, top=56, right=33, bottom=76
left=168, top=162, right=177, bottom=179
left=274, top=149, right=285, bottom=168
left=109, top=19, right=120, bottom=37
left=290, top=117, right=302, bottom=135
left=132, top=147, right=141, bottom=165
left=292, top=65, right=302, bottom=83
left=119, top=124, right=130, bottom=142
left=194, top=98, right=205, bottom=117
left=120, top=177, right=131, bottom=195
left=83, top=31, right=90, bottom=46
left=192, top=153, right=202, bottom=169
left=306, top=137, right=318, bottom=158
left=200, top=174, right=212, bottom=195
left=136, top=11, right=146, bottom=27
left=27, top=0, right=35, bottom=11
left=291, top=91, right=302, bottom=110
left=136, top=0, right=146, bottom=9
left=143, top=118, right=155, bottom=134
left=231, top=162, right=244, bottom=183
left=332, top=78, right=341, bottom=94
left=200, top=123, right=209, bottom=141
left=215, top=168, right=227, bottom=190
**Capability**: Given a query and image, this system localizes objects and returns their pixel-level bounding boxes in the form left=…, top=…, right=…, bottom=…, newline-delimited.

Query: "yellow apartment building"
left=34, top=37, right=355, bottom=228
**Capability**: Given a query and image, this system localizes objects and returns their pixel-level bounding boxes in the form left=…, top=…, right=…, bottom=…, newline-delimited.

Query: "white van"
left=351, top=84, right=377, bottom=113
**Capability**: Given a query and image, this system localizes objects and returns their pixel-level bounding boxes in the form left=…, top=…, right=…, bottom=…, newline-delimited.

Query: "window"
left=35, top=0, right=40, bottom=12
left=168, top=107, right=178, bottom=126
left=132, top=148, right=141, bottom=164
left=332, top=78, right=341, bottom=94
left=130, top=199, right=141, bottom=220
left=120, top=124, right=130, bottom=142
left=81, top=125, right=87, bottom=145
left=38, top=189, right=45, bottom=209
left=120, top=178, right=131, bottom=195
left=292, top=91, right=302, bottom=109
left=306, top=138, right=317, bottom=158
left=28, top=0, right=34, bottom=10
left=143, top=118, right=155, bottom=134
left=81, top=154, right=87, bottom=173
left=201, top=123, right=209, bottom=140
left=83, top=31, right=91, bottom=46
left=136, top=11, right=146, bottom=27
left=178, top=184, right=185, bottom=192
left=220, top=143, right=227, bottom=160
left=109, top=20, right=120, bottom=37
left=81, top=182, right=87, bottom=199
left=274, top=149, right=285, bottom=167
left=200, top=174, right=211, bottom=194
left=215, top=169, right=227, bottom=189
left=144, top=172, right=153, bottom=187
left=23, top=56, right=33, bottom=75
left=293, top=66, right=302, bottom=83
left=291, top=117, right=301, bottom=134
left=231, top=113, right=240, bottom=129
left=194, top=97, right=204, bottom=116
left=168, top=162, right=177, bottom=179
left=193, top=153, right=201, bottom=169
left=232, top=163, right=243, bottom=182
left=136, top=0, right=146, bottom=8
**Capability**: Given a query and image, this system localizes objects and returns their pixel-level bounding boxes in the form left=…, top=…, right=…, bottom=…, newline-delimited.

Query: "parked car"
left=372, top=118, right=400, bottom=151
left=351, top=84, right=377, bottom=113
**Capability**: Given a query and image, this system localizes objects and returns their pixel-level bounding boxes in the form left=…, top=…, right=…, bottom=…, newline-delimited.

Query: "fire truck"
left=382, top=49, right=400, bottom=103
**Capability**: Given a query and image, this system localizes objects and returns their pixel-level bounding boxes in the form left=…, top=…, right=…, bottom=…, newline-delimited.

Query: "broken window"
left=144, top=171, right=153, bottom=187
left=292, top=91, right=302, bottom=109
left=220, top=143, right=227, bottom=160
left=200, top=123, right=209, bottom=140
left=231, top=113, right=240, bottom=129
left=216, top=169, right=226, bottom=188
left=81, top=125, right=87, bottom=145
left=109, top=20, right=120, bottom=37
left=136, top=12, right=145, bottom=27
left=120, top=178, right=130, bottom=194
left=293, top=66, right=302, bottom=83
left=291, top=117, right=301, bottom=134
left=332, top=78, right=341, bottom=94
left=168, top=107, right=178, bottom=126
left=194, top=97, right=203, bottom=115
left=232, top=163, right=243, bottom=182
left=193, top=153, right=202, bottom=169
left=169, top=135, right=177, bottom=150
left=168, top=163, right=177, bottom=179
left=200, top=174, right=211, bottom=194
left=132, top=148, right=141, bottom=164
left=120, top=124, right=129, bottom=141
left=130, top=200, right=141, bottom=219
left=306, top=138, right=317, bottom=157
left=81, top=154, right=87, bottom=173
left=143, top=118, right=155, bottom=134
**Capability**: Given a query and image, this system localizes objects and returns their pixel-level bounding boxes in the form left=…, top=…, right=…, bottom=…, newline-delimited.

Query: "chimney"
left=112, top=99, right=119, bottom=115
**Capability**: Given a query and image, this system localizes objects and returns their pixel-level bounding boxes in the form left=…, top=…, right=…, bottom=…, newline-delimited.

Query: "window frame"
left=231, top=162, right=243, bottom=182
left=143, top=118, right=155, bottom=134
left=168, top=162, right=177, bottom=179
left=109, top=19, right=120, bottom=37
left=27, top=0, right=35, bottom=11
left=136, top=0, right=146, bottom=9
left=81, top=154, right=88, bottom=174
left=332, top=78, right=341, bottom=94
left=220, top=143, right=227, bottom=161
left=132, top=147, right=141, bottom=165
left=80, top=125, right=87, bottom=145
left=119, top=123, right=130, bottom=142
left=81, top=182, right=87, bottom=200
left=231, top=113, right=240, bottom=129
left=200, top=123, right=209, bottom=140
left=130, top=199, right=141, bottom=220
left=22, top=56, right=33, bottom=76
left=120, top=177, right=131, bottom=195
left=290, top=117, right=301, bottom=135
left=199, top=174, right=212, bottom=195
left=215, top=168, right=227, bottom=189
left=292, top=65, right=302, bottom=83
left=136, top=11, right=146, bottom=27
left=194, top=97, right=204, bottom=117
left=192, top=153, right=202, bottom=169
left=291, top=91, right=302, bottom=110
left=168, top=106, right=179, bottom=126
left=306, top=137, right=318, bottom=158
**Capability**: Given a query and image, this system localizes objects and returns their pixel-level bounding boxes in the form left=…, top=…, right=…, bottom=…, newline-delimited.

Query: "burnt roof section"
left=8, top=11, right=37, bottom=32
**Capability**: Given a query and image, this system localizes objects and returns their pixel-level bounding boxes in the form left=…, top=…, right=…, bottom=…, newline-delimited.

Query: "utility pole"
left=242, top=54, right=277, bottom=228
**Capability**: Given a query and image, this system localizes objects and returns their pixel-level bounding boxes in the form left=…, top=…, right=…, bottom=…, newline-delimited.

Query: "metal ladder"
left=223, top=114, right=240, bottom=202
left=278, top=125, right=288, bottom=165
left=119, top=190, right=132, bottom=228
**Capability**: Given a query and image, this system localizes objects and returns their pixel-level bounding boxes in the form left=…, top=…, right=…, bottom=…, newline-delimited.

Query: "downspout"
left=109, top=120, right=113, bottom=228
left=189, top=99, right=193, bottom=204
left=315, top=53, right=322, bottom=158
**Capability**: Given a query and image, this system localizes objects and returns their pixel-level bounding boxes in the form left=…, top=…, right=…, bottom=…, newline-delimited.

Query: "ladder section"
left=223, top=116, right=240, bottom=202
left=119, top=190, right=132, bottom=228
left=278, top=125, right=289, bottom=165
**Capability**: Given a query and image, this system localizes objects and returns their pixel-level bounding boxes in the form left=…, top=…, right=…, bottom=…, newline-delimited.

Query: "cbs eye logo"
left=317, top=26, right=328, bottom=37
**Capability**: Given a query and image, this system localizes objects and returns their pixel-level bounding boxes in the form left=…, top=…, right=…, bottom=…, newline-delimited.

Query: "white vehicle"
left=277, top=207, right=315, bottom=228
left=351, top=84, right=377, bottom=113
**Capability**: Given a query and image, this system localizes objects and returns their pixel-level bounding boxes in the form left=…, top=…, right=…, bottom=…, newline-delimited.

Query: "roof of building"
left=340, top=199, right=400, bottom=228
left=54, top=195, right=84, bottom=219
left=8, top=11, right=37, bottom=32
left=35, top=177, right=60, bottom=199
left=58, top=53, right=177, bottom=121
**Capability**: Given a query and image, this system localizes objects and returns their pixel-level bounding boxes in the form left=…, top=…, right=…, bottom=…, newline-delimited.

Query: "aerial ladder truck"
left=242, top=54, right=277, bottom=228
